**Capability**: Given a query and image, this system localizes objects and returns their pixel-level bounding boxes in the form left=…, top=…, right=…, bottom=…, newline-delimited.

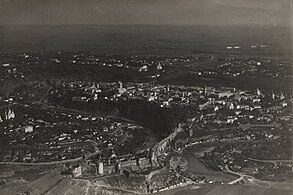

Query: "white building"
left=22, top=125, right=34, bottom=133
left=72, top=165, right=82, bottom=178
left=98, top=162, right=104, bottom=175
left=5, top=107, right=15, bottom=120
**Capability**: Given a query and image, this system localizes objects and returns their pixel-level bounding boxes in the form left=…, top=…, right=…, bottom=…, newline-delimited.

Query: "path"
left=242, top=155, right=293, bottom=164
left=225, top=165, right=270, bottom=185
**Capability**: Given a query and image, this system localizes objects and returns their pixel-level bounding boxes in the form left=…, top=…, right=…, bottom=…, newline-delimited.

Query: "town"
left=0, top=50, right=292, bottom=194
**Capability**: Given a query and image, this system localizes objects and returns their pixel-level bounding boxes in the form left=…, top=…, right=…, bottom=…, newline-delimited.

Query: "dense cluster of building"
left=0, top=84, right=149, bottom=164
left=0, top=51, right=292, bottom=193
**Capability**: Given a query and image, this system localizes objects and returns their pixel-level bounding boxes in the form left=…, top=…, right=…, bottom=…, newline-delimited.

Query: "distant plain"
left=0, top=25, right=291, bottom=60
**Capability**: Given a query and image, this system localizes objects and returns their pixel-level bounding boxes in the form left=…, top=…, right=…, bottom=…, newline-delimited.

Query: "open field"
left=205, top=184, right=293, bottom=195
left=0, top=164, right=66, bottom=181
left=154, top=183, right=293, bottom=195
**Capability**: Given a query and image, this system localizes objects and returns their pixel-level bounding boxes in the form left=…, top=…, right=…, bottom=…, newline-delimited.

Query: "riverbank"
left=181, top=144, right=235, bottom=182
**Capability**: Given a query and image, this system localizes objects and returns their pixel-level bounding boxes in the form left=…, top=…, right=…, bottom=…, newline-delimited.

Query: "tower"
left=272, top=91, right=275, bottom=100
left=166, top=85, right=170, bottom=92
left=256, top=88, right=261, bottom=96
left=98, top=161, right=104, bottom=175
left=189, top=128, right=193, bottom=137
left=157, top=63, right=163, bottom=70
left=115, top=160, right=121, bottom=173
left=118, top=81, right=123, bottom=89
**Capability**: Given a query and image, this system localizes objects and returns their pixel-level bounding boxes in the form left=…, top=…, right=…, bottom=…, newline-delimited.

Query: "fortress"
left=150, top=123, right=186, bottom=166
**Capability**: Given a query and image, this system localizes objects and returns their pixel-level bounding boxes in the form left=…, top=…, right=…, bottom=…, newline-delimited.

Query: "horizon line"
left=0, top=23, right=289, bottom=27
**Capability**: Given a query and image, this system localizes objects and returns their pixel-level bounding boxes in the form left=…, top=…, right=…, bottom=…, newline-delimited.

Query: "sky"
left=0, top=0, right=292, bottom=25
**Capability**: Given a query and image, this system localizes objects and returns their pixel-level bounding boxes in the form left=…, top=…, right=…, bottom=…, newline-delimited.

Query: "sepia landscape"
left=0, top=1, right=292, bottom=195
